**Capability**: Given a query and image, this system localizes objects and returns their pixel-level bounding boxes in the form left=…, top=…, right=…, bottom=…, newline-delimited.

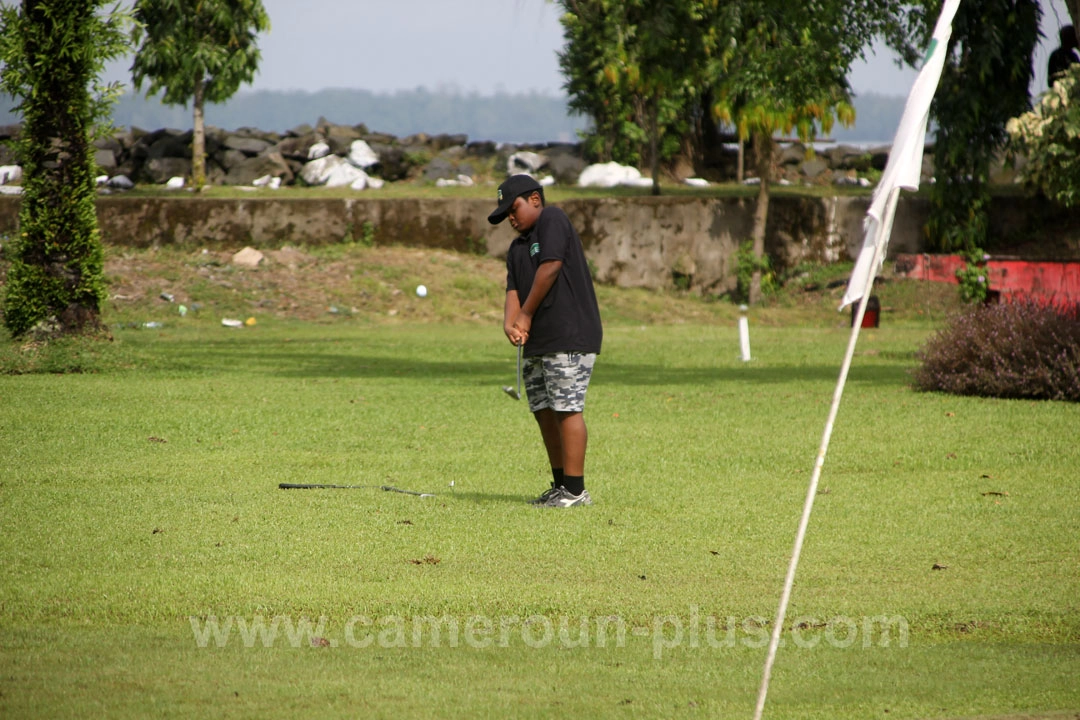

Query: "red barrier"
left=894, top=254, right=1080, bottom=305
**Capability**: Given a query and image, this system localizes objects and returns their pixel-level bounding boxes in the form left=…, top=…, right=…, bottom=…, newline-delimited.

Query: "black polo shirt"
left=505, top=206, right=602, bottom=357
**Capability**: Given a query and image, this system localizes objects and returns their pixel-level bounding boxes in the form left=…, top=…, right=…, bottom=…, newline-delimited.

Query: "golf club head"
left=502, top=385, right=521, bottom=400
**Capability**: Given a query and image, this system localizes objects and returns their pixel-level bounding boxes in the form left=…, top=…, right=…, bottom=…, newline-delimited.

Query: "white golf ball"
left=416, top=284, right=428, bottom=297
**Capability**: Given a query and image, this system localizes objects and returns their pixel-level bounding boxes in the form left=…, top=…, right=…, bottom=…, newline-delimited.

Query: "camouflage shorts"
left=523, top=352, right=597, bottom=413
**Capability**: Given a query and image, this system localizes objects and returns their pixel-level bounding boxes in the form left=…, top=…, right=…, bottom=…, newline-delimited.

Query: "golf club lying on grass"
left=503, top=341, right=522, bottom=400
left=278, top=483, right=435, bottom=497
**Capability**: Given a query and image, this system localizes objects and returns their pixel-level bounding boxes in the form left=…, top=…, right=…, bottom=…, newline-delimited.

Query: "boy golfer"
left=489, top=174, right=603, bottom=508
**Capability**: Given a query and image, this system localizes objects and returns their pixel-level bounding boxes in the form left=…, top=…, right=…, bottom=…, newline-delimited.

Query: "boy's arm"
left=512, top=259, right=562, bottom=338
left=504, top=290, right=525, bottom=345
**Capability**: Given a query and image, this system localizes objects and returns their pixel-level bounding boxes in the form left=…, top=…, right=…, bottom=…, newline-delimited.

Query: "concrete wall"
left=0, top=195, right=1075, bottom=294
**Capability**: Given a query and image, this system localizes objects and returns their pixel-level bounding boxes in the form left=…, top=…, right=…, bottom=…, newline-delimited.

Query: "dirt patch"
left=102, top=244, right=508, bottom=324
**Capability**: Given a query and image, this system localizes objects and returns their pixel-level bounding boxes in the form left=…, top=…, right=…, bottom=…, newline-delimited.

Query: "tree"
left=893, top=0, right=1040, bottom=255
left=130, top=0, right=270, bottom=189
left=558, top=0, right=733, bottom=194
left=0, top=0, right=130, bottom=338
left=711, top=1, right=905, bottom=303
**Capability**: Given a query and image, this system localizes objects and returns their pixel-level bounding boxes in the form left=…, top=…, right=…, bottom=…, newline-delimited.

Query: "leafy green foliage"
left=0, top=0, right=130, bottom=338
left=734, top=239, right=775, bottom=303
left=708, top=0, right=905, bottom=304
left=1007, top=63, right=1080, bottom=207
left=954, top=249, right=991, bottom=304
left=131, top=0, right=269, bottom=107
left=557, top=0, right=729, bottom=189
left=918, top=0, right=1041, bottom=253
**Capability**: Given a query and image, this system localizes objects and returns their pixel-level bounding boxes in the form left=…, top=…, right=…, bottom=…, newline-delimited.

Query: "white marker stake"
left=738, top=305, right=751, bottom=362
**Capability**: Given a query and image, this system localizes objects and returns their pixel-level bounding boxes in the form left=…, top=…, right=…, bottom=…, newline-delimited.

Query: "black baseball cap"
left=488, top=174, right=543, bottom=225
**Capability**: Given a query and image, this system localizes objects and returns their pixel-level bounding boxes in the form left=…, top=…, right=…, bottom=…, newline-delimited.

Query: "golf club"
left=278, top=483, right=435, bottom=497
left=502, top=341, right=522, bottom=400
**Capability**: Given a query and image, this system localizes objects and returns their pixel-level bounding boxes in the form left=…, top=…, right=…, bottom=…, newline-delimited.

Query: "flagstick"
left=751, top=187, right=902, bottom=720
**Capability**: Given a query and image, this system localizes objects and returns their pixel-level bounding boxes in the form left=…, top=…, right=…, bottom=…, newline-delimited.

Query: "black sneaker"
left=529, top=484, right=559, bottom=505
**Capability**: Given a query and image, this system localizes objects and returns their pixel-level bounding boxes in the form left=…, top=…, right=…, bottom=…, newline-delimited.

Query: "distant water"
left=722, top=140, right=895, bottom=152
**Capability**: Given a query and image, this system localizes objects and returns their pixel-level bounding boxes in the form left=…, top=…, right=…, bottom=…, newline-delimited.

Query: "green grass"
left=1, top=314, right=1078, bottom=719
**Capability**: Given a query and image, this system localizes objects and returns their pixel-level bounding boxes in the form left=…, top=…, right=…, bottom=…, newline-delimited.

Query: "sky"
left=106, top=0, right=1075, bottom=98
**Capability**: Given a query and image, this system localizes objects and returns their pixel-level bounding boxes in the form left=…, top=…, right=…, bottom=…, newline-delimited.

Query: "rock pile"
left=0, top=119, right=920, bottom=190
left=87, top=117, right=593, bottom=190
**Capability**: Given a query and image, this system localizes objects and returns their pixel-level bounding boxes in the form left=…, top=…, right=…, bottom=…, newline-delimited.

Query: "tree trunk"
left=737, top=139, right=745, bottom=184
left=748, top=132, right=773, bottom=305
left=649, top=93, right=661, bottom=196
left=191, top=70, right=206, bottom=189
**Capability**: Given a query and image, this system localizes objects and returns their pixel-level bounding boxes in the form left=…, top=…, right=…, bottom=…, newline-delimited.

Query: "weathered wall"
left=0, top=195, right=1076, bottom=293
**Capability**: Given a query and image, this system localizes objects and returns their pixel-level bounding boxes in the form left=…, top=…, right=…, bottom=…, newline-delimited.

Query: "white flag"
left=841, top=0, right=962, bottom=309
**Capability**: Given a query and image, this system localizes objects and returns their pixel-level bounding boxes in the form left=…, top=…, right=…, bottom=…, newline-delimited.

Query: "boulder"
left=223, top=135, right=272, bottom=156
left=300, top=155, right=337, bottom=185
left=142, top=157, right=191, bottom=184
left=800, top=157, right=829, bottom=178
left=107, top=174, right=134, bottom=190
left=300, top=154, right=367, bottom=187
left=94, top=149, right=117, bottom=170
left=215, top=149, right=249, bottom=172
left=828, top=145, right=873, bottom=171
left=252, top=175, right=282, bottom=189
left=544, top=144, right=585, bottom=184
left=202, top=128, right=226, bottom=156
left=465, top=140, right=498, bottom=157
left=326, top=163, right=368, bottom=188
left=146, top=130, right=191, bottom=160
left=225, top=151, right=294, bottom=186
left=307, top=142, right=331, bottom=160
left=93, top=135, right=123, bottom=154
left=362, top=131, right=398, bottom=145
left=423, top=156, right=456, bottom=181
left=778, top=143, right=807, bottom=165
left=286, top=123, right=314, bottom=137
left=369, top=144, right=411, bottom=181
left=578, top=162, right=641, bottom=188
left=429, top=133, right=468, bottom=151
left=435, top=174, right=475, bottom=187
left=507, top=151, right=546, bottom=175
left=231, top=246, right=264, bottom=268
left=274, top=133, right=324, bottom=161
left=347, top=139, right=379, bottom=169
left=231, top=126, right=281, bottom=144
left=324, top=124, right=363, bottom=155
left=868, top=146, right=891, bottom=171
left=0, top=165, right=22, bottom=184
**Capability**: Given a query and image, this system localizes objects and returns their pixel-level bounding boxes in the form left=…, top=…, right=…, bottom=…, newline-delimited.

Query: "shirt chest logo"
left=530, top=242, right=540, bottom=257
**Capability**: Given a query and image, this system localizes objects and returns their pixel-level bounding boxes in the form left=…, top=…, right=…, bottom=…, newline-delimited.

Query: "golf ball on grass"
left=416, top=284, right=428, bottom=297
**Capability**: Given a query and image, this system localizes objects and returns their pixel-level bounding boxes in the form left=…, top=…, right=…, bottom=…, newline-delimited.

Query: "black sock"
left=562, top=474, right=585, bottom=496
left=551, top=468, right=564, bottom=489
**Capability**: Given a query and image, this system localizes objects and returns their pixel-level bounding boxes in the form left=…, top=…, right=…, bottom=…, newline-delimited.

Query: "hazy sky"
left=108, top=0, right=1075, bottom=97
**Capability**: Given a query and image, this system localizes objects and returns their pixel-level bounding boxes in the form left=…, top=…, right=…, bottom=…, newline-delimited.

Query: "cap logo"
left=498, top=188, right=503, bottom=202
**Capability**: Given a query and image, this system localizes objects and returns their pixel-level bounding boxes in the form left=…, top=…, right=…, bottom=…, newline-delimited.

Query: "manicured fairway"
left=1, top=321, right=1077, bottom=719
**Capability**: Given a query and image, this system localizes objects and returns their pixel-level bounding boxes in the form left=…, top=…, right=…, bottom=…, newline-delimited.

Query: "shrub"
left=734, top=239, right=775, bottom=303
left=913, top=299, right=1080, bottom=402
